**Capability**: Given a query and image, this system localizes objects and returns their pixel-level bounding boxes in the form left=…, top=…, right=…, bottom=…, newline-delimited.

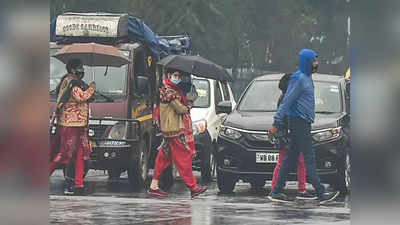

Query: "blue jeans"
left=272, top=116, right=325, bottom=196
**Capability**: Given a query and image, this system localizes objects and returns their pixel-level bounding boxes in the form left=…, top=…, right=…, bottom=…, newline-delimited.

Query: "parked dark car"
left=216, top=73, right=350, bottom=194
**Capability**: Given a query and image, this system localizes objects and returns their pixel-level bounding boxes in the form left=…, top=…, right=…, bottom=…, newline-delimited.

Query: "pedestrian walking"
left=49, top=58, right=96, bottom=196
left=148, top=71, right=207, bottom=199
left=270, top=73, right=316, bottom=200
left=268, top=49, right=339, bottom=203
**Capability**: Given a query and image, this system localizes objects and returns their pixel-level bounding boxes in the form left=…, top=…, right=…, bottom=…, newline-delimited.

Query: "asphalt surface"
left=49, top=170, right=350, bottom=225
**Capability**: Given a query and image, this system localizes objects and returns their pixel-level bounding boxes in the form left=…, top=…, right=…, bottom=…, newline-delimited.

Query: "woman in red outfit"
left=270, top=73, right=316, bottom=200
left=49, top=58, right=96, bottom=195
left=148, top=71, right=207, bottom=199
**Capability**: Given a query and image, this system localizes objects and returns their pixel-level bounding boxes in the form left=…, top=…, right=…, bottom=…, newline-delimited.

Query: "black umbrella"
left=157, top=55, right=232, bottom=82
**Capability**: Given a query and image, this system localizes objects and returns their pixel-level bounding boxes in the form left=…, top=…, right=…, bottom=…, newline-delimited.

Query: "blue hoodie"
left=273, top=49, right=317, bottom=128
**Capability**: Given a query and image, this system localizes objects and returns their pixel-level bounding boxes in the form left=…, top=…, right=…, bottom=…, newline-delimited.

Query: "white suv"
left=190, top=75, right=236, bottom=182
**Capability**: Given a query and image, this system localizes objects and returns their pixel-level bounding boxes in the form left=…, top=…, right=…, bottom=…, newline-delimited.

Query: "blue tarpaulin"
left=50, top=15, right=191, bottom=58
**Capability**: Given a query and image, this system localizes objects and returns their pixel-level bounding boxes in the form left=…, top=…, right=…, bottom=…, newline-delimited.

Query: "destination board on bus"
left=55, top=13, right=129, bottom=38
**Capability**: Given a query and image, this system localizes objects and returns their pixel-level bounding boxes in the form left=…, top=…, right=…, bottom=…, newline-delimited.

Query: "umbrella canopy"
left=52, top=42, right=130, bottom=67
left=157, top=55, right=232, bottom=82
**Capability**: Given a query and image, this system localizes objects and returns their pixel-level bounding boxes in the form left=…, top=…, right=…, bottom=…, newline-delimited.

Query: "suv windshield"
left=192, top=79, right=210, bottom=108
left=238, top=79, right=341, bottom=113
left=50, top=48, right=129, bottom=102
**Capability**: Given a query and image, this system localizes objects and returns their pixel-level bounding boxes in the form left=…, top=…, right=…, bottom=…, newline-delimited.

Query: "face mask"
left=170, top=77, right=181, bottom=85
left=76, top=71, right=85, bottom=79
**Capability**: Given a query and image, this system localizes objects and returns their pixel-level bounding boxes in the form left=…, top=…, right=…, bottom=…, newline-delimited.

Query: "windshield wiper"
left=49, top=89, right=56, bottom=94
left=94, top=91, right=114, bottom=102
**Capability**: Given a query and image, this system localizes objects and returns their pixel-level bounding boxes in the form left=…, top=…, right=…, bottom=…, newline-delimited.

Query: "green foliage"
left=50, top=0, right=349, bottom=76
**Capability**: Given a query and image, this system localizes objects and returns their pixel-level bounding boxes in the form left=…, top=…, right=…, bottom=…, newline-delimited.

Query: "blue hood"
left=298, top=49, right=318, bottom=76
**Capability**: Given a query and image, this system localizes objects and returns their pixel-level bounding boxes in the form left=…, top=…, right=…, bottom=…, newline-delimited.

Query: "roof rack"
left=51, top=13, right=192, bottom=57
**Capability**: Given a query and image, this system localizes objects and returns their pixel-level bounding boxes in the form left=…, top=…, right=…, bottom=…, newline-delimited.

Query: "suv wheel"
left=201, top=152, right=216, bottom=183
left=127, top=140, right=149, bottom=191
left=217, top=169, right=237, bottom=193
left=331, top=151, right=350, bottom=195
left=345, top=153, right=351, bottom=191
left=107, top=169, right=123, bottom=182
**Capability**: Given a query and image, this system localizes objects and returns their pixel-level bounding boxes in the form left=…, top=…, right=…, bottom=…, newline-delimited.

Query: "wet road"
left=50, top=170, right=350, bottom=225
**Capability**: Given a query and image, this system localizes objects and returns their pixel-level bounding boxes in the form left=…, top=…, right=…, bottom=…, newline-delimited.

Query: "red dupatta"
left=158, top=77, right=195, bottom=154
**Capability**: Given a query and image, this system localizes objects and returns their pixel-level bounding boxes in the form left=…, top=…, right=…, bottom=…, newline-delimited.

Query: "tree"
left=50, top=0, right=349, bottom=76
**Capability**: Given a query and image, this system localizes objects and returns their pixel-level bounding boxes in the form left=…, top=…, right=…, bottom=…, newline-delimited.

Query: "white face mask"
left=170, top=74, right=182, bottom=85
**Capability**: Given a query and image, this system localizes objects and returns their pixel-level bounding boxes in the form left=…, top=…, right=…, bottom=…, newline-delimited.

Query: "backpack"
left=278, top=73, right=293, bottom=93
left=274, top=73, right=293, bottom=149
left=277, top=73, right=293, bottom=107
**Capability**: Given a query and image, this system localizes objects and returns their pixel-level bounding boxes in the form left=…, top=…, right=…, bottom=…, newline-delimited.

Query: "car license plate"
left=256, top=153, right=279, bottom=163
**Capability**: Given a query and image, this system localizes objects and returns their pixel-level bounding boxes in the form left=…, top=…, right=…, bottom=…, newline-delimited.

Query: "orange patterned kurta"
left=57, top=75, right=95, bottom=127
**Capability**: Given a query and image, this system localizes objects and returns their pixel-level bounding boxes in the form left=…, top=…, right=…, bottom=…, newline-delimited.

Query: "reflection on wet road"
left=50, top=170, right=350, bottom=225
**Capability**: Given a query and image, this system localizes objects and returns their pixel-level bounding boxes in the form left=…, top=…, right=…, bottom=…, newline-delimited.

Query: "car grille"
left=241, top=133, right=275, bottom=149
left=243, top=140, right=275, bottom=148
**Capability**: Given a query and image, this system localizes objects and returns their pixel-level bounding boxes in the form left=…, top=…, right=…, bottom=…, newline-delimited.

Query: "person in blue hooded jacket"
left=268, top=49, right=340, bottom=203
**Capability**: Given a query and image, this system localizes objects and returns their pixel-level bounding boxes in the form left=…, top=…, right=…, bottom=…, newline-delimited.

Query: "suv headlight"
left=250, top=133, right=270, bottom=141
left=312, top=127, right=341, bottom=142
left=192, top=120, right=207, bottom=136
left=220, top=126, right=242, bottom=140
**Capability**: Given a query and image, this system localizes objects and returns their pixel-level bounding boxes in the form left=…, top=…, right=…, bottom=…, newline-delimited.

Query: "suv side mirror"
left=135, top=76, right=149, bottom=96
left=345, top=114, right=351, bottom=124
left=216, top=101, right=232, bottom=114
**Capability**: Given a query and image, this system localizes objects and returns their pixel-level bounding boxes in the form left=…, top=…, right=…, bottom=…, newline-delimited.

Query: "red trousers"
left=153, top=137, right=197, bottom=191
left=50, top=145, right=85, bottom=188
left=271, top=147, right=306, bottom=192
left=49, top=127, right=89, bottom=188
